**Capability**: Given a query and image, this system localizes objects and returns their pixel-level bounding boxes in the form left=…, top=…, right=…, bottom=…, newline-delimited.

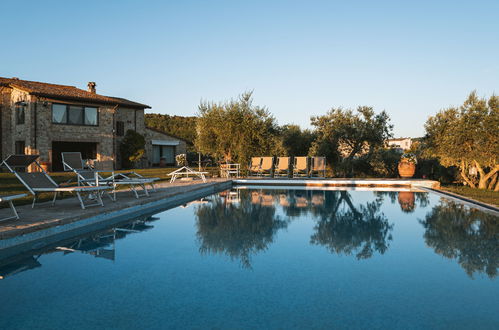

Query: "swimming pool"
left=0, top=187, right=497, bottom=329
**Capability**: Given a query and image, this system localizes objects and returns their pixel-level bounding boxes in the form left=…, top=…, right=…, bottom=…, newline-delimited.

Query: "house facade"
left=386, top=137, right=412, bottom=152
left=0, top=77, right=185, bottom=171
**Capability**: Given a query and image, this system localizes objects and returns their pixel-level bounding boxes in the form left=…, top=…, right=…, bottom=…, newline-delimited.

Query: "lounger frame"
left=1, top=155, right=108, bottom=209
left=0, top=194, right=27, bottom=222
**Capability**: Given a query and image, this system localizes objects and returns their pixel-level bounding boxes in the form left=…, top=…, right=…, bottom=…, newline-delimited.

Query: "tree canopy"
left=310, top=106, right=393, bottom=176
left=424, top=92, right=499, bottom=189
left=195, top=91, right=280, bottom=165
left=145, top=113, right=197, bottom=144
left=279, top=124, right=316, bottom=156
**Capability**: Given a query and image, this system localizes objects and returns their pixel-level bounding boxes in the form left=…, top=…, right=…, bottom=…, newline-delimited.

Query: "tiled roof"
left=0, top=77, right=150, bottom=109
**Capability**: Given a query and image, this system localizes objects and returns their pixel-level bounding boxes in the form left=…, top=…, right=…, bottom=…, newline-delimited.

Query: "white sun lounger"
left=62, top=152, right=159, bottom=200
left=0, top=194, right=27, bottom=222
left=168, top=166, right=207, bottom=183
left=1, top=155, right=110, bottom=209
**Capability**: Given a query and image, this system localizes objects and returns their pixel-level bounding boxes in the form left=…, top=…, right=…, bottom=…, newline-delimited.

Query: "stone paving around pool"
left=0, top=179, right=230, bottom=240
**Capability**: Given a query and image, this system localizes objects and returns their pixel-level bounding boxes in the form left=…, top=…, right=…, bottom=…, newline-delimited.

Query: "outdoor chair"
left=0, top=194, right=27, bottom=222
left=220, top=163, right=240, bottom=178
left=293, top=156, right=309, bottom=177
left=274, top=157, right=290, bottom=177
left=61, top=152, right=158, bottom=201
left=248, top=157, right=262, bottom=176
left=1, top=155, right=109, bottom=209
left=258, top=157, right=274, bottom=177
left=309, top=156, right=327, bottom=178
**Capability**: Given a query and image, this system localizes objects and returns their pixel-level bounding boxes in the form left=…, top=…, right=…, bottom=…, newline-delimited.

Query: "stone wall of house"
left=0, top=87, right=13, bottom=160
left=36, top=100, right=115, bottom=165
left=114, top=107, right=146, bottom=169
left=145, top=128, right=187, bottom=166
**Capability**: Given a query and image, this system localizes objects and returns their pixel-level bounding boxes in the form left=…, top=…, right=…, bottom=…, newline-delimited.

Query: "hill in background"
left=145, top=113, right=197, bottom=144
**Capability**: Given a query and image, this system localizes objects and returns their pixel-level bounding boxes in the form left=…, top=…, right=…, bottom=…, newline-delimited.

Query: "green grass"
left=0, top=167, right=221, bottom=208
left=441, top=184, right=499, bottom=207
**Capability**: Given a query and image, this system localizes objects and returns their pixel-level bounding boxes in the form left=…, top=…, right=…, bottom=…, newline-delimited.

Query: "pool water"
left=0, top=188, right=497, bottom=329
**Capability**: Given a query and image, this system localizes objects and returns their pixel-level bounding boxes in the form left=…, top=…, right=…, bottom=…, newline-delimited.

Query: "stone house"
left=145, top=127, right=187, bottom=166
left=386, top=138, right=412, bottom=153
left=0, top=77, right=185, bottom=171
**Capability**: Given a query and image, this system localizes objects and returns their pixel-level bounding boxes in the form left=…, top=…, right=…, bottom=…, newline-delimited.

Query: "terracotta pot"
left=398, top=161, right=416, bottom=178
left=398, top=192, right=415, bottom=213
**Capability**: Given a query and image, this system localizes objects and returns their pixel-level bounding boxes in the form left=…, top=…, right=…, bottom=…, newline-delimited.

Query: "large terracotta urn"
left=398, top=161, right=416, bottom=178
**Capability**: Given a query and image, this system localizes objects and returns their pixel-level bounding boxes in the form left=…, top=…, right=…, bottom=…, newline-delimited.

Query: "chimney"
left=87, top=82, right=96, bottom=94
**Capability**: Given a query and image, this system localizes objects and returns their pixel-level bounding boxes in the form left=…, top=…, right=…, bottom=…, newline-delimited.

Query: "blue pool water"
left=0, top=188, right=497, bottom=329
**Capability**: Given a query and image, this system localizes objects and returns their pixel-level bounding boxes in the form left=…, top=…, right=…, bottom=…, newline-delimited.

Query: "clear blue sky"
left=2, top=0, right=498, bottom=137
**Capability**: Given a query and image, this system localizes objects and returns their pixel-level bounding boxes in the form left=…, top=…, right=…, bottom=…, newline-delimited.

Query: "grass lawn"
left=440, top=184, right=499, bottom=207
left=0, top=167, right=221, bottom=207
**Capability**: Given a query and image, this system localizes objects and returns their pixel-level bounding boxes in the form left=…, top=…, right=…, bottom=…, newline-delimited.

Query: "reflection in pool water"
left=0, top=188, right=497, bottom=329
left=196, top=190, right=289, bottom=268
left=420, top=199, right=498, bottom=278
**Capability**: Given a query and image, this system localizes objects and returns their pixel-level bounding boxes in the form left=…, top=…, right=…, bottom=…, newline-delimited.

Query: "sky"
left=2, top=0, right=498, bottom=137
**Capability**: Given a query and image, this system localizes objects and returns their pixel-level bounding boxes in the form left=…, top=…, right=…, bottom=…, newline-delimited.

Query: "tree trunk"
left=460, top=161, right=476, bottom=188
left=474, top=161, right=499, bottom=190
left=488, top=173, right=498, bottom=190
left=495, top=179, right=499, bottom=192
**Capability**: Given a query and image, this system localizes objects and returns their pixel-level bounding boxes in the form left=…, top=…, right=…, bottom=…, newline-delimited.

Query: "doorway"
left=52, top=141, right=98, bottom=172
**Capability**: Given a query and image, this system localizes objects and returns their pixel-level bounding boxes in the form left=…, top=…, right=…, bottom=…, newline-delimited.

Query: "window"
left=116, top=121, right=125, bottom=136
left=15, top=141, right=25, bottom=154
left=52, top=103, right=99, bottom=126
left=15, top=105, right=25, bottom=125
left=52, top=104, right=67, bottom=123
left=84, top=107, right=98, bottom=125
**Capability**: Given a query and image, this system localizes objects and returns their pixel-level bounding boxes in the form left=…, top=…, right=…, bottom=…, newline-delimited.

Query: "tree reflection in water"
left=308, top=191, right=393, bottom=259
left=195, top=190, right=288, bottom=268
left=420, top=200, right=498, bottom=279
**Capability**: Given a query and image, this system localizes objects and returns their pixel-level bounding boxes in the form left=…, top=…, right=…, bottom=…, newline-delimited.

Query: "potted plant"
left=398, top=153, right=417, bottom=178
left=176, top=153, right=187, bottom=167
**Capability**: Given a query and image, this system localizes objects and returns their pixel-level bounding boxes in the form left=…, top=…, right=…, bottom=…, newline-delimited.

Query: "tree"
left=279, top=124, right=316, bottom=156
left=195, top=91, right=280, bottom=166
left=119, top=130, right=145, bottom=168
left=310, top=106, right=393, bottom=176
left=424, top=92, right=499, bottom=190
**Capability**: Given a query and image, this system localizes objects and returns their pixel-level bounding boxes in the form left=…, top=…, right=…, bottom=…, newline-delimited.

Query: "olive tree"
left=424, top=92, right=499, bottom=190
left=310, top=106, right=393, bottom=176
left=279, top=124, right=316, bottom=156
left=195, top=92, right=280, bottom=166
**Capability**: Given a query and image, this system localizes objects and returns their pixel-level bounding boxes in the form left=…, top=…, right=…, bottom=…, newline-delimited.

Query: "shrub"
left=119, top=130, right=146, bottom=169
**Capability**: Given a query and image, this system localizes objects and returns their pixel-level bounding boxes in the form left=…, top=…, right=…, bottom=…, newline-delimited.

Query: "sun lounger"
left=168, top=166, right=207, bottom=183
left=1, top=155, right=109, bottom=209
left=248, top=157, right=262, bottom=176
left=0, top=194, right=27, bottom=222
left=258, top=157, right=274, bottom=177
left=293, top=156, right=309, bottom=177
left=274, top=157, right=290, bottom=177
left=310, top=156, right=327, bottom=177
left=62, top=152, right=158, bottom=200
